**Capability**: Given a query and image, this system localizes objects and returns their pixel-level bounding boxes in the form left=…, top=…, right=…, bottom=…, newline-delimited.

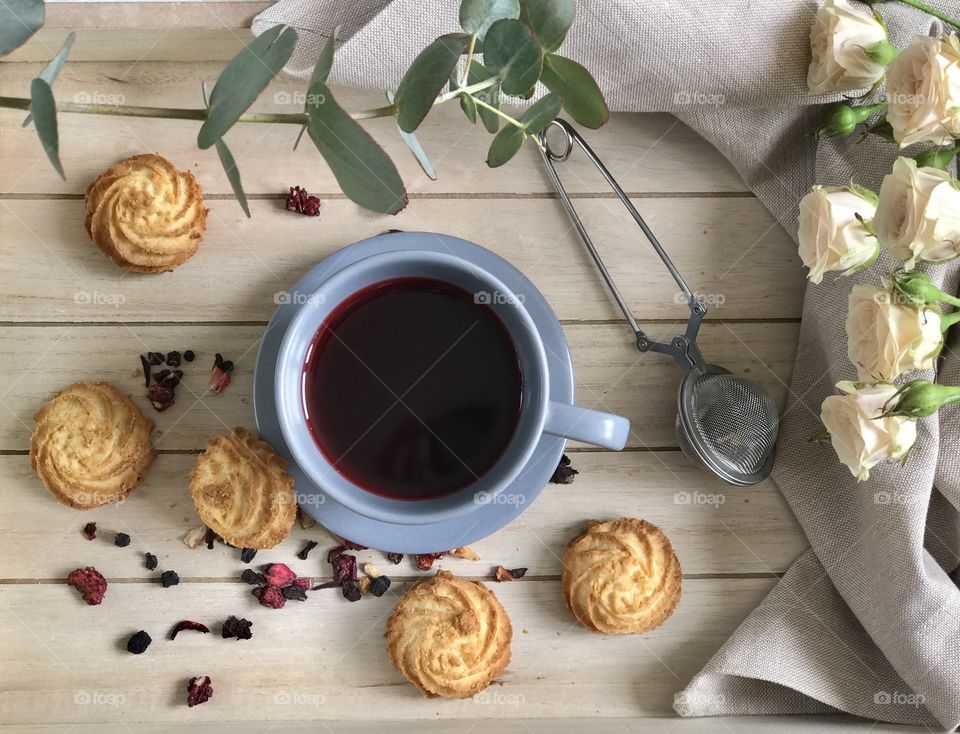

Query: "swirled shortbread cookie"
left=31, top=382, right=155, bottom=509
left=562, top=518, right=682, bottom=635
left=85, top=153, right=207, bottom=273
left=189, top=427, right=296, bottom=549
left=385, top=570, right=512, bottom=698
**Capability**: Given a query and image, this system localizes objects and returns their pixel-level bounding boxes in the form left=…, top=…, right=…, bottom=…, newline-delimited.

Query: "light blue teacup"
left=275, top=249, right=629, bottom=525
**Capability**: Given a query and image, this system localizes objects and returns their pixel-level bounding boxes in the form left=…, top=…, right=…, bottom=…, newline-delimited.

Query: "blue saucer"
left=252, top=231, right=573, bottom=553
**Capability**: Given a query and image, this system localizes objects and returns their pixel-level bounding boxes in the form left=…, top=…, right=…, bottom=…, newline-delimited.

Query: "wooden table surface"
left=0, top=7, right=923, bottom=732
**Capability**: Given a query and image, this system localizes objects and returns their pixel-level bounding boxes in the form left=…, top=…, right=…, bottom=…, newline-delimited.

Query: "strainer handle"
left=537, top=119, right=707, bottom=372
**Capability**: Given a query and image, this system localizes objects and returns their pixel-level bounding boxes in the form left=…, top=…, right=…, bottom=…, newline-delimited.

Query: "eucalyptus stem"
left=889, top=0, right=960, bottom=30
left=941, top=310, right=960, bottom=331
left=436, top=76, right=497, bottom=104
left=468, top=94, right=545, bottom=151
left=462, top=32, right=478, bottom=83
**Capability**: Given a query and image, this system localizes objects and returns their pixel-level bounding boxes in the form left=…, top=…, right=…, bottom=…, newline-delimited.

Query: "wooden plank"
left=0, top=578, right=776, bottom=722
left=0, top=65, right=751, bottom=195
left=0, top=322, right=798, bottom=451
left=0, top=451, right=805, bottom=580
left=43, top=2, right=271, bottom=30
left=0, top=199, right=802, bottom=322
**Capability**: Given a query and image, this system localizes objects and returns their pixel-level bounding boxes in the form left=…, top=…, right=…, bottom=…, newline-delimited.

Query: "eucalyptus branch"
left=468, top=93, right=545, bottom=151
left=462, top=32, right=479, bottom=83
left=887, top=0, right=960, bottom=30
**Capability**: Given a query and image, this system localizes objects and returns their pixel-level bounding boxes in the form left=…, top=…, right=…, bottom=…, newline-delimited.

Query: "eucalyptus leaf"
left=197, top=24, right=297, bottom=149
left=460, top=93, right=478, bottom=124
left=483, top=19, right=542, bottom=96
left=520, top=92, right=562, bottom=133
left=23, top=31, right=75, bottom=127
left=310, top=25, right=339, bottom=89
left=467, top=61, right=501, bottom=133
left=0, top=0, right=44, bottom=56
left=386, top=90, right=437, bottom=180
left=459, top=0, right=519, bottom=39
left=214, top=138, right=251, bottom=217
left=486, top=124, right=524, bottom=167
left=30, top=78, right=64, bottom=180
left=540, top=53, right=608, bottom=128
left=519, top=0, right=574, bottom=52
left=307, top=83, right=407, bottom=213
left=395, top=33, right=469, bottom=133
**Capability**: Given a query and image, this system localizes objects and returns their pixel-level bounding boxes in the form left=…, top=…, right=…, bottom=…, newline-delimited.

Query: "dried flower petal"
left=494, top=565, right=528, bottom=582
left=182, top=525, right=207, bottom=550
left=253, top=585, right=285, bottom=609
left=297, top=541, right=318, bottom=560
left=331, top=554, right=358, bottom=585
left=187, top=675, right=213, bottom=707
left=264, top=563, right=296, bottom=588
left=341, top=579, right=361, bottom=602
left=550, top=454, right=578, bottom=484
left=362, top=563, right=382, bottom=579
left=221, top=615, right=253, bottom=640
left=67, top=567, right=107, bottom=605
left=204, top=527, right=219, bottom=550
left=146, top=383, right=176, bottom=412
left=170, top=620, right=210, bottom=640
left=286, top=185, right=321, bottom=216
left=339, top=537, right=367, bottom=551
left=82, top=522, right=97, bottom=541
left=386, top=552, right=403, bottom=565
left=281, top=585, right=308, bottom=601
left=450, top=546, right=480, bottom=561
left=415, top=552, right=445, bottom=571
left=296, top=507, right=317, bottom=530
left=241, top=568, right=265, bottom=586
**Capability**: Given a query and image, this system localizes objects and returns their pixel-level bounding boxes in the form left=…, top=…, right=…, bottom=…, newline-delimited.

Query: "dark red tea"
left=303, top=277, right=523, bottom=500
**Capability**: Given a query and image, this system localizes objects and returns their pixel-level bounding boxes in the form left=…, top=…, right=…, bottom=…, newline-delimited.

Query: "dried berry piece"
left=166, top=351, right=181, bottom=367
left=297, top=541, right=318, bottom=560
left=126, top=630, right=152, bottom=654
left=148, top=352, right=164, bottom=366
left=415, top=552, right=445, bottom=571
left=67, top=567, right=107, bottom=605
left=339, top=537, right=367, bottom=551
left=146, top=383, right=176, bottom=412
left=386, top=552, right=403, bottom=565
left=240, top=568, right=265, bottom=586
left=209, top=353, right=232, bottom=395
left=296, top=507, right=317, bottom=530
left=153, top=368, right=172, bottom=384
left=139, top=354, right=151, bottom=388
left=221, top=615, right=253, bottom=640
left=264, top=563, right=296, bottom=588
left=550, top=454, right=579, bottom=485
left=253, top=585, right=285, bottom=609
left=281, top=585, right=308, bottom=602
left=331, top=554, right=358, bottom=585
left=240, top=548, right=257, bottom=564
left=144, top=553, right=158, bottom=571
left=183, top=350, right=195, bottom=363
left=368, top=575, right=391, bottom=597
left=161, top=570, right=180, bottom=588
left=341, top=579, right=361, bottom=602
left=187, top=676, right=213, bottom=707
left=204, top=527, right=219, bottom=550
left=82, top=522, right=97, bottom=541
left=170, top=620, right=210, bottom=640
left=286, top=185, right=321, bottom=216
left=114, top=532, right=131, bottom=548
left=494, top=566, right=528, bottom=582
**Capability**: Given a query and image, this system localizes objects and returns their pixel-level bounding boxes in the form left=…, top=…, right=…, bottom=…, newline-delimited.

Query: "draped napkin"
left=253, top=1, right=960, bottom=727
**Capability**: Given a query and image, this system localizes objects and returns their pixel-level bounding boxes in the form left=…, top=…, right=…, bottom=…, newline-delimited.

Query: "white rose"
left=846, top=283, right=943, bottom=381
left=886, top=34, right=960, bottom=147
left=807, top=0, right=890, bottom=94
left=820, top=381, right=917, bottom=481
left=797, top=185, right=879, bottom=283
left=874, top=156, right=960, bottom=264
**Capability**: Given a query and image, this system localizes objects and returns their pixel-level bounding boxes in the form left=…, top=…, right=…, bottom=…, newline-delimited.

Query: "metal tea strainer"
left=537, top=119, right=778, bottom=486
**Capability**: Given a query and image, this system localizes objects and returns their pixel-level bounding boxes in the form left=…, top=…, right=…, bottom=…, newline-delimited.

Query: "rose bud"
left=875, top=157, right=960, bottom=265
left=882, top=379, right=960, bottom=419
left=845, top=284, right=943, bottom=382
left=891, top=270, right=960, bottom=309
left=886, top=35, right=960, bottom=148
left=807, top=0, right=891, bottom=95
left=797, top=185, right=880, bottom=284
left=820, top=381, right=917, bottom=481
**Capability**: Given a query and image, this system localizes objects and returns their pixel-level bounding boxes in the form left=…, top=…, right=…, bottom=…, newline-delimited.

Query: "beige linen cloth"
left=253, top=0, right=960, bottom=727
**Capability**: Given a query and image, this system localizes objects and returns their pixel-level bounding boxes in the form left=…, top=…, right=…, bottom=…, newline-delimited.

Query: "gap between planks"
left=0, top=318, right=802, bottom=327
left=0, top=192, right=757, bottom=201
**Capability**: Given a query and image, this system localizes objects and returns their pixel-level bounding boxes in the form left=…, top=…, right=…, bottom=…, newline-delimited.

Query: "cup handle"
left=543, top=401, right=630, bottom=450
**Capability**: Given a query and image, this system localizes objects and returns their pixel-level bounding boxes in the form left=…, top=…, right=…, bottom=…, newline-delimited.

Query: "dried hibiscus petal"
left=221, top=615, right=253, bottom=640
left=263, top=563, right=296, bottom=588
left=550, top=453, right=578, bottom=485
left=291, top=577, right=313, bottom=590
left=204, top=527, right=219, bottom=550
left=338, top=537, right=367, bottom=551
left=170, top=620, right=210, bottom=640
left=331, top=554, right=358, bottom=585
left=286, top=185, right=321, bottom=216
left=494, top=566, right=528, bottom=582
left=146, top=383, right=176, bottom=412
left=386, top=552, right=403, bottom=565
left=415, top=553, right=445, bottom=571
left=67, top=567, right=107, bottom=605
left=241, top=569, right=265, bottom=586
left=82, top=522, right=97, bottom=541
left=209, top=353, right=234, bottom=395
left=341, top=579, right=361, bottom=602
left=297, top=541, right=318, bottom=560
left=281, top=585, right=308, bottom=602
left=186, top=676, right=213, bottom=707
left=253, top=585, right=285, bottom=609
